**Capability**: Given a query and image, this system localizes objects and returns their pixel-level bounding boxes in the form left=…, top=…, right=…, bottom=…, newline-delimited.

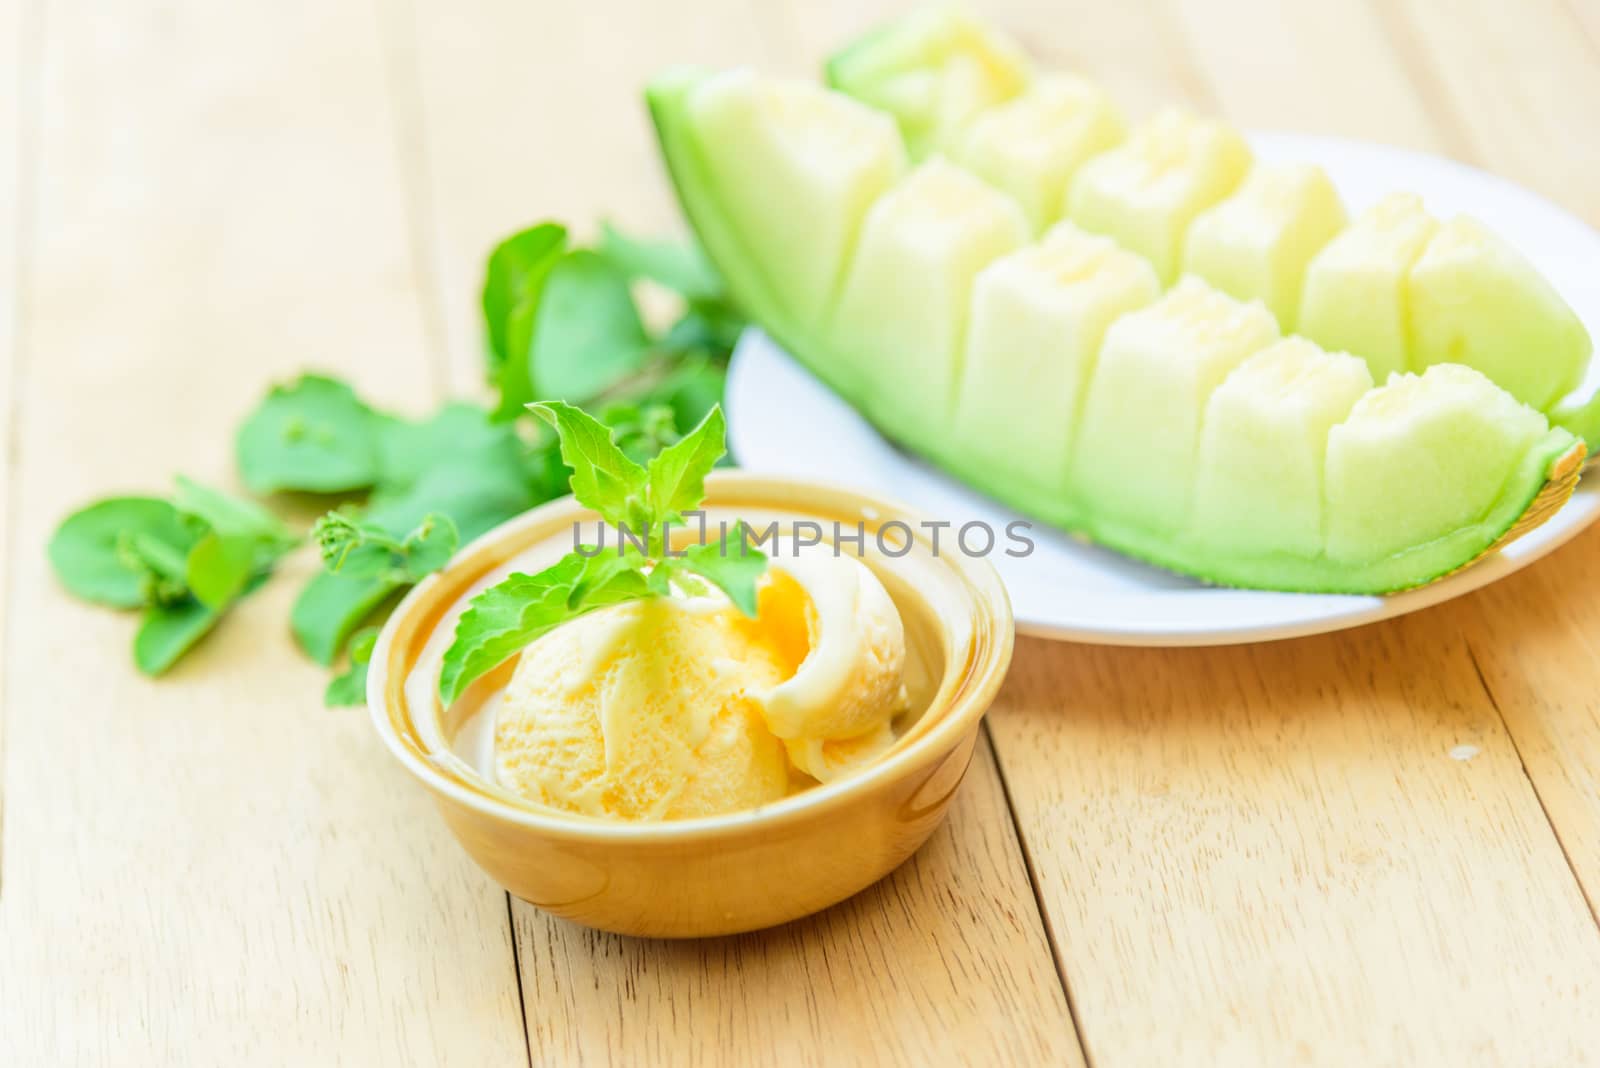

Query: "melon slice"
left=952, top=75, right=1125, bottom=232
left=825, top=5, right=1030, bottom=159
left=954, top=223, right=1160, bottom=503
left=681, top=69, right=907, bottom=330
left=829, top=159, right=1029, bottom=428
left=1408, top=215, right=1593, bottom=411
left=1066, top=110, right=1252, bottom=284
left=1193, top=338, right=1373, bottom=557
left=1182, top=163, right=1347, bottom=331
left=1071, top=279, right=1279, bottom=531
left=648, top=66, right=1584, bottom=594
left=1298, top=192, right=1436, bottom=383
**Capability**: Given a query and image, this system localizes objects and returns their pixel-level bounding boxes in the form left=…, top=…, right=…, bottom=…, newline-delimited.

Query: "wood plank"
left=511, top=732, right=1082, bottom=1068
left=0, top=0, right=26, bottom=886
left=1380, top=0, right=1600, bottom=223
left=405, top=6, right=1081, bottom=1059
left=988, top=627, right=1600, bottom=1065
left=0, top=1, right=525, bottom=1061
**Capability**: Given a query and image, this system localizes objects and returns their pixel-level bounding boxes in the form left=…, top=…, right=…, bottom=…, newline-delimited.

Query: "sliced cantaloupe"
left=829, top=159, right=1029, bottom=429
left=952, top=75, right=1125, bottom=232
left=1066, top=110, right=1253, bottom=285
left=1192, top=338, right=1373, bottom=557
left=681, top=69, right=907, bottom=330
left=1182, top=163, right=1347, bottom=331
left=1298, top=192, right=1436, bottom=383
left=649, top=66, right=1586, bottom=594
left=954, top=223, right=1160, bottom=503
left=824, top=5, right=1030, bottom=160
left=1408, top=215, right=1593, bottom=411
left=1071, top=278, right=1279, bottom=531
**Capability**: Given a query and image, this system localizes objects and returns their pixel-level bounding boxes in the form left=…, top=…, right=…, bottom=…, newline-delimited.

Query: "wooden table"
left=4, top=1, right=1600, bottom=1063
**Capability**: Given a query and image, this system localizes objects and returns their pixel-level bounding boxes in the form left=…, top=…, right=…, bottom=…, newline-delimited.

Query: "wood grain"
left=0, top=1, right=524, bottom=1062
left=510, top=731, right=1082, bottom=1068
left=988, top=627, right=1600, bottom=1066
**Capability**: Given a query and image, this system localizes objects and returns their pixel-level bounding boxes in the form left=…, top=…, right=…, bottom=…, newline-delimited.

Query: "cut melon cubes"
left=954, top=224, right=1160, bottom=500
left=1192, top=339, right=1373, bottom=557
left=1298, top=193, right=1436, bottom=383
left=1066, top=110, right=1253, bottom=284
left=825, top=5, right=1030, bottom=159
left=953, top=76, right=1125, bottom=232
left=1409, top=216, right=1592, bottom=410
left=829, top=159, right=1029, bottom=424
left=1182, top=163, right=1347, bottom=331
left=683, top=70, right=907, bottom=328
left=1326, top=364, right=1551, bottom=563
left=1071, top=279, right=1279, bottom=530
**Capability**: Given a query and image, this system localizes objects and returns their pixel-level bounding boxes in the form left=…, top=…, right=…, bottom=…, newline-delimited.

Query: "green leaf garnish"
left=439, top=402, right=763, bottom=704
left=324, top=626, right=380, bottom=706
left=235, top=374, right=383, bottom=494
left=483, top=223, right=568, bottom=420
left=49, top=498, right=192, bottom=607
left=314, top=511, right=459, bottom=584
left=598, top=222, right=725, bottom=304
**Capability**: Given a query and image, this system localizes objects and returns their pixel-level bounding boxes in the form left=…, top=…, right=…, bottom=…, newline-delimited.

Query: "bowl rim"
left=366, top=469, right=1015, bottom=843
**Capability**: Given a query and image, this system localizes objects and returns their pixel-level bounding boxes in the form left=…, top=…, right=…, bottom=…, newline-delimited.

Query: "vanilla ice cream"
left=492, top=549, right=909, bottom=820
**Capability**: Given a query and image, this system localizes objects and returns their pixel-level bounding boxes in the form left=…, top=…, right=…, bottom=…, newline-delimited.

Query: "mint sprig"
left=438, top=403, right=764, bottom=704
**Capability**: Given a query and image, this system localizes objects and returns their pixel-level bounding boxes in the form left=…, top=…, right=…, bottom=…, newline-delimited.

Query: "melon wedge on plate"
left=952, top=75, right=1125, bottom=232
left=1182, top=163, right=1347, bottom=330
left=648, top=66, right=1585, bottom=594
left=1065, top=110, right=1253, bottom=285
left=824, top=4, right=1030, bottom=160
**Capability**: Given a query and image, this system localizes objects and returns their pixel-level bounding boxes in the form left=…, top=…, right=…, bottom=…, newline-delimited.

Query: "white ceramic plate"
left=726, top=133, right=1600, bottom=646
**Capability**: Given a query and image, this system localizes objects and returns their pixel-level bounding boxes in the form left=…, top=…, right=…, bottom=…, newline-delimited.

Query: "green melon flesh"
left=1408, top=215, right=1593, bottom=411
left=1326, top=364, right=1553, bottom=566
left=648, top=67, right=1582, bottom=594
left=829, top=159, right=1029, bottom=429
left=954, top=223, right=1160, bottom=503
left=1298, top=192, right=1436, bottom=383
left=1066, top=110, right=1253, bottom=285
left=952, top=75, right=1125, bottom=232
left=1071, top=279, right=1280, bottom=532
left=824, top=5, right=1030, bottom=160
left=1182, top=163, right=1347, bottom=331
left=1193, top=338, right=1373, bottom=557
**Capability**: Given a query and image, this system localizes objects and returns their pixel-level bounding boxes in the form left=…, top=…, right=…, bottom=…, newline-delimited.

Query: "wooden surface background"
left=3, top=1, right=1600, bottom=1064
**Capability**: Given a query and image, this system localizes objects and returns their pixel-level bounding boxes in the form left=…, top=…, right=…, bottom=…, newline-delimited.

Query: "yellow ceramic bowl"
left=367, top=471, right=1014, bottom=938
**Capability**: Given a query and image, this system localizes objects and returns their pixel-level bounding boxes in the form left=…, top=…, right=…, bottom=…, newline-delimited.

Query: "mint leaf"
left=645, top=406, right=725, bottom=524
left=529, top=401, right=648, bottom=527
left=483, top=223, right=568, bottom=419
left=599, top=222, right=725, bottom=304
left=185, top=533, right=257, bottom=609
left=438, top=550, right=652, bottom=704
left=135, top=597, right=222, bottom=676
left=674, top=523, right=767, bottom=617
left=49, top=497, right=191, bottom=607
left=315, top=511, right=458, bottom=584
left=235, top=374, right=382, bottom=493
left=292, top=571, right=400, bottom=666
left=119, top=527, right=199, bottom=606
left=530, top=250, right=650, bottom=404
left=325, top=626, right=379, bottom=706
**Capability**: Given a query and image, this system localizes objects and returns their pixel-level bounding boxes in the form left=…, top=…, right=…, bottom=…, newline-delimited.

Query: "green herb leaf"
left=483, top=224, right=568, bottom=419
left=645, top=406, right=726, bottom=525
left=674, top=523, right=767, bottom=617
left=532, top=250, right=650, bottom=405
left=438, top=550, right=652, bottom=705
left=235, top=374, right=382, bottom=493
left=529, top=401, right=648, bottom=527
left=598, top=222, right=725, bottom=304
left=119, top=527, right=200, bottom=606
left=49, top=497, right=191, bottom=607
left=291, top=571, right=400, bottom=666
left=185, top=532, right=257, bottom=609
left=314, top=510, right=458, bottom=584
left=134, top=597, right=223, bottom=676
left=324, top=626, right=379, bottom=706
